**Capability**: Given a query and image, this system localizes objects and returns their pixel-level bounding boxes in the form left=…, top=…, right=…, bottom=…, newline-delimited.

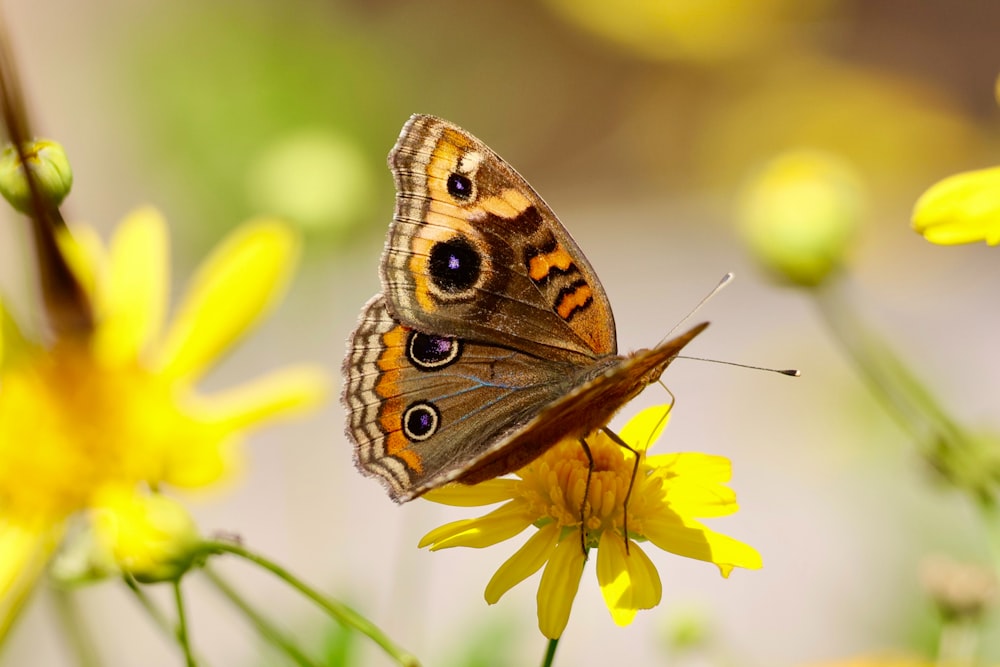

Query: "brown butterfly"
left=342, top=114, right=706, bottom=503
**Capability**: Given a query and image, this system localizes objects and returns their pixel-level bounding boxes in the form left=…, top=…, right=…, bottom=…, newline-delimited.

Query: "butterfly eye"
left=428, top=237, right=481, bottom=294
left=402, top=402, right=439, bottom=442
left=446, top=173, right=473, bottom=200
left=408, top=331, right=462, bottom=370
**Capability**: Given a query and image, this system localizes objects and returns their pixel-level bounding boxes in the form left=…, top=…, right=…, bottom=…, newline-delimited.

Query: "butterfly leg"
left=601, top=427, right=639, bottom=556
left=577, top=437, right=595, bottom=557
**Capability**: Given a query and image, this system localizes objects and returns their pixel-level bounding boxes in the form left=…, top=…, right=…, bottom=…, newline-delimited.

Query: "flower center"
left=517, top=436, right=638, bottom=540
left=0, top=342, right=203, bottom=523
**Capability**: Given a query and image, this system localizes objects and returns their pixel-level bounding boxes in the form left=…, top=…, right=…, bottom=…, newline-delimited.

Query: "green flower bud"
left=0, top=139, right=73, bottom=214
left=737, top=150, right=865, bottom=287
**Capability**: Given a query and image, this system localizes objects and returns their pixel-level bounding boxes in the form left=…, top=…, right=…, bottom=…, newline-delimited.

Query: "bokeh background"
left=1, top=1, right=999, bottom=665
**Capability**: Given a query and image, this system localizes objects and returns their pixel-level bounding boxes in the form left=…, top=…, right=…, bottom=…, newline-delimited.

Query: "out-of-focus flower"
left=920, top=554, right=998, bottom=622
left=246, top=129, right=374, bottom=233
left=0, top=139, right=73, bottom=213
left=419, top=405, right=761, bottom=639
left=738, top=149, right=865, bottom=286
left=0, top=205, right=328, bottom=638
left=542, top=0, right=832, bottom=62
left=911, top=166, right=1000, bottom=246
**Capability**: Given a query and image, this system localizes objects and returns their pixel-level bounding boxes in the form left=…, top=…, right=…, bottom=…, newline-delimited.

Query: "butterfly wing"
left=383, top=114, right=617, bottom=362
left=343, top=295, right=577, bottom=502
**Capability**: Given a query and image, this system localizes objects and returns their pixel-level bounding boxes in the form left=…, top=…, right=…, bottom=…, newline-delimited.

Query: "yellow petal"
left=663, top=479, right=739, bottom=517
left=0, top=518, right=64, bottom=642
left=193, top=364, right=329, bottom=431
left=93, top=208, right=169, bottom=366
left=484, top=522, right=560, bottom=604
left=619, top=403, right=672, bottom=452
left=646, top=452, right=732, bottom=483
left=162, top=432, right=240, bottom=489
left=0, top=300, right=34, bottom=368
left=644, top=516, right=762, bottom=576
left=537, top=533, right=586, bottom=639
left=153, top=219, right=300, bottom=381
left=422, top=479, right=521, bottom=507
left=418, top=501, right=534, bottom=550
left=596, top=531, right=662, bottom=626
left=912, top=166, right=1000, bottom=246
left=54, top=223, right=105, bottom=300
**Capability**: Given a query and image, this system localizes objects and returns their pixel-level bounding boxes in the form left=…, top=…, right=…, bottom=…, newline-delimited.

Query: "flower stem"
left=123, top=574, right=173, bottom=637
left=202, top=566, right=320, bottom=667
left=201, top=540, right=420, bottom=667
left=50, top=587, right=100, bottom=667
left=173, top=580, right=197, bottom=667
left=936, top=618, right=979, bottom=667
left=540, top=637, right=560, bottom=667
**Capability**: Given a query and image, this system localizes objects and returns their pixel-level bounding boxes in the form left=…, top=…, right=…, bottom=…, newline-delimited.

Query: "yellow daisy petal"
left=663, top=480, right=739, bottom=518
left=0, top=519, right=64, bottom=641
left=619, top=403, right=671, bottom=452
left=193, top=365, right=329, bottom=431
left=418, top=501, right=534, bottom=550
left=596, top=531, right=662, bottom=627
left=54, top=223, right=105, bottom=299
left=422, top=479, right=522, bottom=507
left=912, top=166, right=1000, bottom=246
left=93, top=208, right=169, bottom=366
left=153, top=219, right=300, bottom=381
left=644, top=516, right=762, bottom=576
left=537, top=533, right=586, bottom=639
left=485, top=522, right=560, bottom=604
left=646, top=452, right=732, bottom=482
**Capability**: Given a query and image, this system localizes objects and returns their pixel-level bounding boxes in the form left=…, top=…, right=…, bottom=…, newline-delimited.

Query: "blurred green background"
left=1, top=0, right=998, bottom=665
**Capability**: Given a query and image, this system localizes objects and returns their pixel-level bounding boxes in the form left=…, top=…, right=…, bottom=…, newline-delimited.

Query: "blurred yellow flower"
left=738, top=149, right=865, bottom=286
left=542, top=0, right=831, bottom=62
left=0, top=207, right=328, bottom=638
left=911, top=166, right=1000, bottom=246
left=419, top=405, right=761, bottom=639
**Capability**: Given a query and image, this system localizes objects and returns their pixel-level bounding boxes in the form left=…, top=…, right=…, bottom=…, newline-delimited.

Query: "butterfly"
left=342, top=114, right=706, bottom=503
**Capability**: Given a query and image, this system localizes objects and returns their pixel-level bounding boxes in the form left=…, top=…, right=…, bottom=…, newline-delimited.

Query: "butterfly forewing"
left=384, top=114, right=617, bottom=362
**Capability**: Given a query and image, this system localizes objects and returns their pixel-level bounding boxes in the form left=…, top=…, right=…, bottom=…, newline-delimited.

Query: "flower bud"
left=737, top=150, right=865, bottom=287
left=0, top=139, right=73, bottom=214
left=93, top=490, right=203, bottom=584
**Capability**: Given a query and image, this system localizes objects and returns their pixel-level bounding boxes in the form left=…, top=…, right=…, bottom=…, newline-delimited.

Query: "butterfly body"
left=342, top=115, right=706, bottom=503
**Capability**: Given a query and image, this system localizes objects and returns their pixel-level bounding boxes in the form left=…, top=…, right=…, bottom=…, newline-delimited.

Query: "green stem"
left=50, top=587, right=100, bottom=667
left=202, top=567, right=319, bottom=667
left=540, top=637, right=559, bottom=667
left=200, top=540, right=420, bottom=667
left=936, top=617, right=978, bottom=667
left=123, top=575, right=173, bottom=638
left=173, top=580, right=197, bottom=667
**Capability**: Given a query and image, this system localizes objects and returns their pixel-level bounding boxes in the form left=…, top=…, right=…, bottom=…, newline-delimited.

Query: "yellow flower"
left=911, top=166, right=1000, bottom=246
left=419, top=405, right=761, bottom=639
left=0, top=207, right=328, bottom=638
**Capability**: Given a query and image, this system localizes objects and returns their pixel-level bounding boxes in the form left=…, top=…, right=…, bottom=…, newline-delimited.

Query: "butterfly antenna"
left=677, top=355, right=801, bottom=377
left=657, top=272, right=733, bottom=346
